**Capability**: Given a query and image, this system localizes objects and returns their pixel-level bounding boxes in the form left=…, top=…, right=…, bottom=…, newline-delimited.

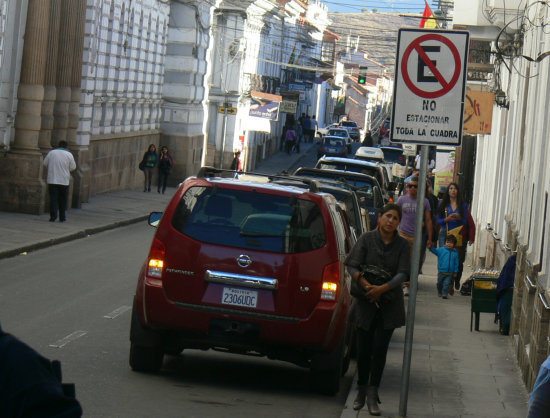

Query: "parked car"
left=316, top=123, right=340, bottom=138
left=354, top=146, right=385, bottom=163
left=272, top=177, right=370, bottom=238
left=326, top=128, right=352, bottom=153
left=339, top=120, right=360, bottom=141
left=294, top=167, right=385, bottom=229
left=315, top=156, right=396, bottom=203
left=317, top=136, right=348, bottom=159
left=354, top=147, right=393, bottom=195
left=380, top=146, right=406, bottom=166
left=129, top=167, right=355, bottom=395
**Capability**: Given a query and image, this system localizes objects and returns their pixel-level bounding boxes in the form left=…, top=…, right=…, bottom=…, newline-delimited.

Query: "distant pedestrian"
left=362, top=131, right=373, bottom=147
left=430, top=234, right=459, bottom=299
left=43, top=140, right=76, bottom=222
left=0, top=322, right=83, bottom=417
left=230, top=150, right=241, bottom=171
left=436, top=182, right=474, bottom=291
left=309, top=114, right=318, bottom=142
left=302, top=114, right=312, bottom=143
left=157, top=146, right=173, bottom=194
left=396, top=176, right=433, bottom=295
left=140, top=144, right=158, bottom=192
left=284, top=126, right=296, bottom=154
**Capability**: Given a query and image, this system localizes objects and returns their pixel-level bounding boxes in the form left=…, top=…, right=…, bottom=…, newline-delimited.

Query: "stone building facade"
left=454, top=0, right=550, bottom=390
left=0, top=0, right=209, bottom=214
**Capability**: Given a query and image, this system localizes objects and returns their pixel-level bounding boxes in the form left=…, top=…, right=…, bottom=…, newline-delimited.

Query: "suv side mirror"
left=374, top=187, right=384, bottom=208
left=148, top=212, right=163, bottom=228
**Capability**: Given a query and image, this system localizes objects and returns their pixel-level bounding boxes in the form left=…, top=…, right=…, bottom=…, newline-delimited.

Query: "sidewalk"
left=0, top=142, right=530, bottom=418
left=341, top=253, right=530, bottom=418
left=0, top=143, right=314, bottom=260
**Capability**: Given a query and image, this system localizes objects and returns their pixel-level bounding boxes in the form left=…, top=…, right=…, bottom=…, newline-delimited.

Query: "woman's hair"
left=437, top=182, right=465, bottom=216
left=148, top=144, right=156, bottom=152
left=379, top=202, right=402, bottom=221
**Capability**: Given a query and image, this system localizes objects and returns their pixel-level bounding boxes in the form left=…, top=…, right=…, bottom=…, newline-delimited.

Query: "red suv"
left=129, top=168, right=355, bottom=394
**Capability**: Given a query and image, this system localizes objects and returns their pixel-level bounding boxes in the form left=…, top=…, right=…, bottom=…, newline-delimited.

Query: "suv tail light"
left=321, top=262, right=340, bottom=301
left=147, top=238, right=166, bottom=280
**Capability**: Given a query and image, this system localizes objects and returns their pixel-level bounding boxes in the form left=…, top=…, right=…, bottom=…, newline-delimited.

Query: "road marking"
left=103, top=305, right=131, bottom=319
left=49, top=330, right=87, bottom=348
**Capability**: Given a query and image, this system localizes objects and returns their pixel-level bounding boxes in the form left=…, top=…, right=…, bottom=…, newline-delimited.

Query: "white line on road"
left=103, top=305, right=131, bottom=319
left=49, top=330, right=87, bottom=348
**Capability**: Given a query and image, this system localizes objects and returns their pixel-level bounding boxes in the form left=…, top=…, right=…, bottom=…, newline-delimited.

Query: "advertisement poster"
left=434, top=150, right=455, bottom=195
left=249, top=91, right=281, bottom=121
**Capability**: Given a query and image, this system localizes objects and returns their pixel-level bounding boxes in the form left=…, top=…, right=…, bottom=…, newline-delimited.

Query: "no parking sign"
left=391, top=29, right=469, bottom=146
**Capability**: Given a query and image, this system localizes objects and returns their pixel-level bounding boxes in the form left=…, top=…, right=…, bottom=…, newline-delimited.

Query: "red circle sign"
left=401, top=33, right=461, bottom=99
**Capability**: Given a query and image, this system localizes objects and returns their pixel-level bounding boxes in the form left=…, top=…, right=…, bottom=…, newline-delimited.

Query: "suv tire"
left=129, top=343, right=164, bottom=373
left=129, top=299, right=164, bottom=372
left=310, top=336, right=346, bottom=395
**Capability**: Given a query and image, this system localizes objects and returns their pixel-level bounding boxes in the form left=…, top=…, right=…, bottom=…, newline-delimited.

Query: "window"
left=172, top=187, right=326, bottom=253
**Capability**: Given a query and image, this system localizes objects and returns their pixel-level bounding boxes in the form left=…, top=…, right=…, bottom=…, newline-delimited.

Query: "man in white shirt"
left=43, top=141, right=76, bottom=222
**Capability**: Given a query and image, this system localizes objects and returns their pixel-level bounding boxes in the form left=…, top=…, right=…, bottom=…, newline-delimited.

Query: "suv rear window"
left=340, top=121, right=357, bottom=127
left=171, top=186, right=326, bottom=253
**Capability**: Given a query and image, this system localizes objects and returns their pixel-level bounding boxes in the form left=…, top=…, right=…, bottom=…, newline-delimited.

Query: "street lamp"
left=495, top=90, right=509, bottom=109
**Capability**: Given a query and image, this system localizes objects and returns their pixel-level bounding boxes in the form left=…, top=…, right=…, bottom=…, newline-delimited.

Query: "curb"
left=0, top=215, right=148, bottom=260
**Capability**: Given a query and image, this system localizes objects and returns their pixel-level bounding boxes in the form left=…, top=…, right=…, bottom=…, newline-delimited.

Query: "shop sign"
left=280, top=100, right=298, bottom=114
left=463, top=90, right=494, bottom=135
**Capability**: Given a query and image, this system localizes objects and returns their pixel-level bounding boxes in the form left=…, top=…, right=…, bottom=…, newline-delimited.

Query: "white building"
left=454, top=0, right=550, bottom=389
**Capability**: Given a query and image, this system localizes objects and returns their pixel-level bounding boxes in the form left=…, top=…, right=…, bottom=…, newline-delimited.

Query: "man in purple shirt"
left=396, top=176, right=433, bottom=295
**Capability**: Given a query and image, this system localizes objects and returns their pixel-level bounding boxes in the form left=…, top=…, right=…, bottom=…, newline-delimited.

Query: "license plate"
left=328, top=147, right=336, bottom=152
left=221, top=287, right=258, bottom=308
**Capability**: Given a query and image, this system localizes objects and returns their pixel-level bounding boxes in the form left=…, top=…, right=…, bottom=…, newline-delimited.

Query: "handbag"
left=445, top=208, right=463, bottom=247
left=139, top=160, right=145, bottom=171
left=350, top=265, right=393, bottom=302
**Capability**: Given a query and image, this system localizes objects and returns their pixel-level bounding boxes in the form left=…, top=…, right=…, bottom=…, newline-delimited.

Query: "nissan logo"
left=236, top=254, right=252, bottom=268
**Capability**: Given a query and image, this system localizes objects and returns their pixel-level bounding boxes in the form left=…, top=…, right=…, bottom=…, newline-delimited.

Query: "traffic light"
left=358, top=66, right=368, bottom=84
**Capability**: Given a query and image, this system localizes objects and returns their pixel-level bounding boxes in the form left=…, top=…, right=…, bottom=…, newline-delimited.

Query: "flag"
left=419, top=1, right=439, bottom=29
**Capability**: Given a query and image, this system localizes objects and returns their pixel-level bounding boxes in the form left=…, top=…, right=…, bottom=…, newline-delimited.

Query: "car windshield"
left=341, top=122, right=357, bottom=127
left=381, top=148, right=405, bottom=164
left=324, top=137, right=345, bottom=146
left=171, top=186, right=326, bottom=253
left=328, top=129, right=347, bottom=137
left=317, top=161, right=376, bottom=176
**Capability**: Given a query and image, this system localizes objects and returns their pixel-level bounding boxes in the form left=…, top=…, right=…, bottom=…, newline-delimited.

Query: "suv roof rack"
left=196, top=166, right=320, bottom=193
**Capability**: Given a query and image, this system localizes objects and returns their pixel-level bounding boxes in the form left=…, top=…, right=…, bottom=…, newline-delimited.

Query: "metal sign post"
left=399, top=145, right=428, bottom=417
left=391, top=28, right=470, bottom=417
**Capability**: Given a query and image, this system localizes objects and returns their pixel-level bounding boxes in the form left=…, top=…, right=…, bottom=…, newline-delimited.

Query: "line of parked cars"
left=129, top=145, right=405, bottom=397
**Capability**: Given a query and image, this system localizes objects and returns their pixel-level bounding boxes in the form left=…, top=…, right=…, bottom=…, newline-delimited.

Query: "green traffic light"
left=358, top=76, right=366, bottom=84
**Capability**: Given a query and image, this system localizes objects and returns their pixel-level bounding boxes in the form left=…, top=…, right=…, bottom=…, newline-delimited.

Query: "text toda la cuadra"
left=395, top=113, right=458, bottom=138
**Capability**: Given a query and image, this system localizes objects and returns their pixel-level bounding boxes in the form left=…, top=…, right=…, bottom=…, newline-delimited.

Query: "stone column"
left=67, top=0, right=89, bottom=207
left=51, top=0, right=77, bottom=146
left=39, top=0, right=61, bottom=151
left=0, top=0, right=51, bottom=214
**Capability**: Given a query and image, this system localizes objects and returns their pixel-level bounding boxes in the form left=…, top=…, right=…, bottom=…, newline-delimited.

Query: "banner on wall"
left=249, top=91, right=282, bottom=121
left=463, top=90, right=494, bottom=135
left=434, top=150, right=455, bottom=195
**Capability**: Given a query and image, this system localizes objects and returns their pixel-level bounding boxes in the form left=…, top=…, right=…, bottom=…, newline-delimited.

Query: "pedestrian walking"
left=157, top=146, right=173, bottom=194
left=362, top=131, right=374, bottom=147
left=436, top=182, right=474, bottom=291
left=309, top=114, right=318, bottom=142
left=284, top=126, right=296, bottom=154
left=43, top=140, right=76, bottom=222
left=419, top=181, right=440, bottom=272
left=230, top=150, right=241, bottom=171
left=396, top=176, right=433, bottom=295
left=345, top=203, right=410, bottom=415
left=140, top=144, right=158, bottom=192
left=429, top=234, right=459, bottom=299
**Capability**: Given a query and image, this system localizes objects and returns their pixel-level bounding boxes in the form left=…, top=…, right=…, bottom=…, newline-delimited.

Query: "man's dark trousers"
left=48, top=184, right=69, bottom=221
